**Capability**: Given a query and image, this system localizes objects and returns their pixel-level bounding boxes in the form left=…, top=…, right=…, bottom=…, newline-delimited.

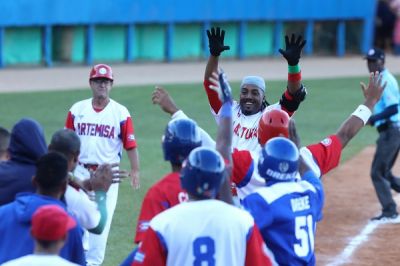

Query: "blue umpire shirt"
left=243, top=171, right=324, bottom=266
left=373, top=69, right=400, bottom=127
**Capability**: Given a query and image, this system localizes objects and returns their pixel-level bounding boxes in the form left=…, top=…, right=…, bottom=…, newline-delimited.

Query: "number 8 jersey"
left=133, top=199, right=275, bottom=266
left=242, top=171, right=324, bottom=266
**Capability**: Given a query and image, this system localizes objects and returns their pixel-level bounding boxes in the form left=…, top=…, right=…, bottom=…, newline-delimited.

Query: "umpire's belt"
left=79, top=162, right=99, bottom=171
left=377, top=121, right=399, bottom=133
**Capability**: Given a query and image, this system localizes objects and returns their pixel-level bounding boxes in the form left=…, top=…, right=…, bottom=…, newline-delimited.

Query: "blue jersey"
left=373, top=69, right=400, bottom=126
left=243, top=171, right=324, bottom=266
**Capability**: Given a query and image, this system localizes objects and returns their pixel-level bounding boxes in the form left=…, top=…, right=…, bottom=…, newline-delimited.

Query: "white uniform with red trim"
left=65, top=98, right=137, bottom=266
left=133, top=200, right=275, bottom=266
left=203, top=80, right=297, bottom=157
left=232, top=135, right=342, bottom=201
left=1, top=254, right=79, bottom=266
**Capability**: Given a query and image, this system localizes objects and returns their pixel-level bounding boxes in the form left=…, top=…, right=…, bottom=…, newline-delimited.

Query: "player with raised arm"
left=132, top=71, right=274, bottom=266
left=204, top=27, right=307, bottom=155
left=232, top=71, right=386, bottom=200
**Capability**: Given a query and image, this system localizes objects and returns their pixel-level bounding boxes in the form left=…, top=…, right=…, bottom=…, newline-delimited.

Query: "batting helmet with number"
left=162, top=118, right=202, bottom=165
left=180, top=147, right=225, bottom=199
left=258, top=108, right=290, bottom=146
left=258, top=137, right=299, bottom=182
left=89, top=64, right=113, bottom=81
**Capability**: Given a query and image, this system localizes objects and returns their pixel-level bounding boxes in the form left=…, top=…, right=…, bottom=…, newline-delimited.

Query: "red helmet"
left=258, top=108, right=290, bottom=145
left=89, top=64, right=113, bottom=81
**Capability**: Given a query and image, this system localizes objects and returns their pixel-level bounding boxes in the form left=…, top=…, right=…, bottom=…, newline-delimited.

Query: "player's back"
left=243, top=177, right=324, bottom=266
left=151, top=199, right=255, bottom=266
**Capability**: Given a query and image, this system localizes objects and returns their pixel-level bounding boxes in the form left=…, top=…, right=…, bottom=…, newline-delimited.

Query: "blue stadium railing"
left=0, top=0, right=377, bottom=67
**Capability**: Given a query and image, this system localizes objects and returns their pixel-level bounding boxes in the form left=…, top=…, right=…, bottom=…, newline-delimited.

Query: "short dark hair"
left=35, top=152, right=68, bottom=191
left=48, top=129, right=80, bottom=159
left=0, top=126, right=10, bottom=152
left=36, top=239, right=61, bottom=249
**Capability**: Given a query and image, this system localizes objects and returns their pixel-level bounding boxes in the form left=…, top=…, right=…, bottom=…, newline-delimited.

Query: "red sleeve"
left=245, top=225, right=274, bottom=266
left=231, top=149, right=254, bottom=187
left=120, top=117, right=137, bottom=150
left=65, top=111, right=75, bottom=130
left=203, top=79, right=222, bottom=114
left=134, top=187, right=167, bottom=244
left=306, top=134, right=343, bottom=175
left=132, top=227, right=167, bottom=266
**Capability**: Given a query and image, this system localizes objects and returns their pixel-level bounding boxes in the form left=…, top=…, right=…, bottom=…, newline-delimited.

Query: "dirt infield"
left=316, top=146, right=400, bottom=266
left=0, top=55, right=400, bottom=93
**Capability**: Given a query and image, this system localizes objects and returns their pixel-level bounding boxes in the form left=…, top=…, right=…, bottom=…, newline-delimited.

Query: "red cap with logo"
left=258, top=108, right=290, bottom=146
left=89, top=64, right=113, bottom=81
left=31, top=205, right=76, bottom=241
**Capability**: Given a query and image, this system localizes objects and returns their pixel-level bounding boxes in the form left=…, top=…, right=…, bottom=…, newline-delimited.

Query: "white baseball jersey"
left=204, top=79, right=297, bottom=156
left=133, top=200, right=275, bottom=266
left=65, top=185, right=100, bottom=230
left=65, top=98, right=137, bottom=164
left=1, top=254, right=79, bottom=266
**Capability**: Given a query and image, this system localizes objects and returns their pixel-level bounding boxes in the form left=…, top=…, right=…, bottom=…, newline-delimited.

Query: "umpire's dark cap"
left=364, top=48, right=385, bottom=61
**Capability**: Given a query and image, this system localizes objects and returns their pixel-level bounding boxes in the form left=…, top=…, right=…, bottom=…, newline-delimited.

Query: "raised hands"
left=279, top=34, right=306, bottom=66
left=360, top=71, right=386, bottom=107
left=152, top=86, right=179, bottom=115
left=207, top=27, right=230, bottom=57
left=208, top=69, right=232, bottom=103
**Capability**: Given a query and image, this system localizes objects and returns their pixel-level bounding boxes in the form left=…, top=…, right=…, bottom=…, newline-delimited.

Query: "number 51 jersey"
left=133, top=199, right=275, bottom=266
left=242, top=171, right=324, bottom=266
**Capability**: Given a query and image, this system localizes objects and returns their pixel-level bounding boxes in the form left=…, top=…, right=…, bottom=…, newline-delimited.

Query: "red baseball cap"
left=89, top=64, right=114, bottom=81
left=31, top=205, right=76, bottom=241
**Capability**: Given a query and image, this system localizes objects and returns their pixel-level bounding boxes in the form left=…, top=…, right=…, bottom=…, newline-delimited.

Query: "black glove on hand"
left=279, top=34, right=306, bottom=66
left=207, top=27, right=230, bottom=56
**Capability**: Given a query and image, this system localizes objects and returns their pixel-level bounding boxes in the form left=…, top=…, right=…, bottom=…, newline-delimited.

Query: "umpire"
left=364, top=48, right=400, bottom=221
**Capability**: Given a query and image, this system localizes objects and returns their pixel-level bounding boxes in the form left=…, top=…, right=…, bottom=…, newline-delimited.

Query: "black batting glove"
left=206, top=27, right=230, bottom=56
left=279, top=34, right=306, bottom=66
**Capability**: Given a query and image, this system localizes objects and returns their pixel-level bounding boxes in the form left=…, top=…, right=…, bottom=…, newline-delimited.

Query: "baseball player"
left=65, top=64, right=140, bottom=266
left=363, top=48, right=400, bottom=221
left=243, top=137, right=321, bottom=265
left=48, top=129, right=127, bottom=234
left=232, top=71, right=386, bottom=200
left=0, top=126, right=10, bottom=161
left=0, top=152, right=85, bottom=265
left=2, top=205, right=79, bottom=266
left=132, top=148, right=275, bottom=266
left=204, top=27, right=307, bottom=156
left=120, top=118, right=201, bottom=266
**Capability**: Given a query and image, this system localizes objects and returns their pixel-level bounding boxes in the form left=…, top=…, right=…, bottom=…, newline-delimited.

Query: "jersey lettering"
left=193, top=237, right=215, bottom=266
left=291, top=196, right=310, bottom=212
left=294, top=215, right=314, bottom=257
left=233, top=123, right=258, bottom=140
left=77, top=123, right=115, bottom=139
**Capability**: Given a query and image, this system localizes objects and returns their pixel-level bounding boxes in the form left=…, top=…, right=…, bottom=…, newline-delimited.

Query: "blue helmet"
left=258, top=137, right=299, bottom=182
left=162, top=118, right=202, bottom=165
left=180, top=147, right=225, bottom=199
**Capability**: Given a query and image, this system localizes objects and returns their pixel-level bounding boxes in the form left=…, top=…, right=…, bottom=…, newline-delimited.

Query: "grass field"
left=0, top=75, right=381, bottom=265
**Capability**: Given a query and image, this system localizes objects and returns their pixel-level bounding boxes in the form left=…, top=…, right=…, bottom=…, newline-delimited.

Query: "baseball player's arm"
left=337, top=71, right=386, bottom=147
left=127, top=148, right=140, bottom=189
left=278, top=34, right=307, bottom=116
left=203, top=27, right=230, bottom=114
left=132, top=227, right=167, bottom=266
left=245, top=225, right=275, bottom=266
left=152, top=87, right=217, bottom=149
left=209, top=70, right=234, bottom=205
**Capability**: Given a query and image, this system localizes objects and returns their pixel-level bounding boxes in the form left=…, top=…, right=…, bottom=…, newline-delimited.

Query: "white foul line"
left=326, top=195, right=400, bottom=266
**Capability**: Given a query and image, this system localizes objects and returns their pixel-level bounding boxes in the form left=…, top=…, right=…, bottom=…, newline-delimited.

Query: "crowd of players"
left=0, top=26, right=395, bottom=266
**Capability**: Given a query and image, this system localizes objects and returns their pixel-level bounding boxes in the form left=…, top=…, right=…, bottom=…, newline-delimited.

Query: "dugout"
left=0, top=0, right=376, bottom=67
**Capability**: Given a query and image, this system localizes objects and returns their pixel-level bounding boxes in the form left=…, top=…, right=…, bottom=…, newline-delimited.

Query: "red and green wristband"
left=288, top=64, right=301, bottom=82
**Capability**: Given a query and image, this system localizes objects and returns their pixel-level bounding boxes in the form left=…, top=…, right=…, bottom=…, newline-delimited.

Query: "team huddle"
left=0, top=27, right=397, bottom=266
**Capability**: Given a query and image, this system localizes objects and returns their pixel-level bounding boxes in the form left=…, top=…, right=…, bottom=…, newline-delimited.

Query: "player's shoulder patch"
left=320, top=137, right=332, bottom=147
